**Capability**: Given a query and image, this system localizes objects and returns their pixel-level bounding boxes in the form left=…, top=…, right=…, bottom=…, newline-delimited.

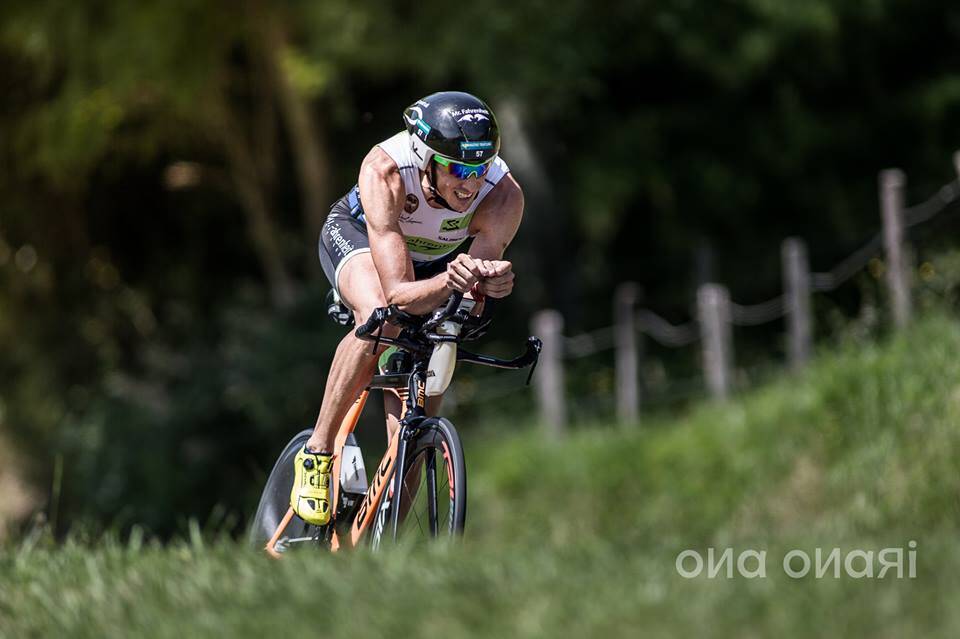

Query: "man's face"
left=430, top=158, right=490, bottom=212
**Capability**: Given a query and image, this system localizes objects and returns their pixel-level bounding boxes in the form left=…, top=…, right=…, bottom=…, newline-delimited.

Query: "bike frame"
left=264, top=359, right=431, bottom=556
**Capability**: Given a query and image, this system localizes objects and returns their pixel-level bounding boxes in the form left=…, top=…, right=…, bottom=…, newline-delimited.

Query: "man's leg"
left=305, top=252, right=397, bottom=452
left=291, top=252, right=396, bottom=526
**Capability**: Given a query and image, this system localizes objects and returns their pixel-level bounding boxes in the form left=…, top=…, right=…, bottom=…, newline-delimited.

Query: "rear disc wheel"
left=248, top=429, right=327, bottom=553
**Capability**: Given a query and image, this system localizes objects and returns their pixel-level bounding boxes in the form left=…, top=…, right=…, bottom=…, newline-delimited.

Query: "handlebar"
left=353, top=291, right=540, bottom=376
left=457, top=336, right=542, bottom=369
left=354, top=291, right=465, bottom=341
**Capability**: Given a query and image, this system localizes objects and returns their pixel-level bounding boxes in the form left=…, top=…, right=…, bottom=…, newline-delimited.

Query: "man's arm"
left=359, top=148, right=464, bottom=314
left=467, top=173, right=524, bottom=298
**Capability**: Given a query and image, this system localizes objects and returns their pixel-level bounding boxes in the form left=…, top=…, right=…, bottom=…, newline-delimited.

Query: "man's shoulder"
left=374, top=131, right=420, bottom=172
left=471, top=172, right=523, bottom=236
left=363, top=134, right=421, bottom=177
left=362, top=146, right=402, bottom=178
left=480, top=172, right=523, bottom=214
left=358, top=146, right=408, bottom=229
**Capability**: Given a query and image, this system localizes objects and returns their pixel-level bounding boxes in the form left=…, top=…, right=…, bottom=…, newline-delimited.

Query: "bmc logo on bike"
left=355, top=452, right=392, bottom=526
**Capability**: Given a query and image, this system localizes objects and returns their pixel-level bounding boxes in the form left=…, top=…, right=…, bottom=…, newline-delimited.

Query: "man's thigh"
left=318, top=211, right=371, bottom=298
left=338, top=251, right=387, bottom=324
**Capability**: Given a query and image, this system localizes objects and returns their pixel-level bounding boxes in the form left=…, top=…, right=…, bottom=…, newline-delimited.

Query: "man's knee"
left=348, top=294, right=403, bottom=350
left=338, top=253, right=385, bottom=314
left=352, top=299, right=386, bottom=327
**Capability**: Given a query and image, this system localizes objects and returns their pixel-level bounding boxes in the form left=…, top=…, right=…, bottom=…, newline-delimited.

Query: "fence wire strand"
left=904, top=179, right=960, bottom=228
left=563, top=326, right=616, bottom=358
left=810, top=232, right=882, bottom=292
left=730, top=295, right=787, bottom=326
left=636, top=310, right=700, bottom=347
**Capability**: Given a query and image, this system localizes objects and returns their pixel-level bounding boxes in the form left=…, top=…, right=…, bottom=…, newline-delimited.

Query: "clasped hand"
left=445, top=254, right=515, bottom=298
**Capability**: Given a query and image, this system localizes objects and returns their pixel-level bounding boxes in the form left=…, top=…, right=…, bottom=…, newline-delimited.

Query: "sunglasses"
left=433, top=155, right=494, bottom=180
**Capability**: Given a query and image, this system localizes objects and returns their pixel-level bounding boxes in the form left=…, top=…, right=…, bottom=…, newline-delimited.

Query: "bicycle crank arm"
left=264, top=507, right=296, bottom=559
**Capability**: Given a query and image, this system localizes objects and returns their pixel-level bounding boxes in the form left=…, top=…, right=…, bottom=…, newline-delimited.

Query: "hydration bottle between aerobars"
left=425, top=298, right=476, bottom=396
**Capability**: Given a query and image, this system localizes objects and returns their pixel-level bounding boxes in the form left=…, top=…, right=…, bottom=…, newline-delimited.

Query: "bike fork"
left=389, top=436, right=409, bottom=542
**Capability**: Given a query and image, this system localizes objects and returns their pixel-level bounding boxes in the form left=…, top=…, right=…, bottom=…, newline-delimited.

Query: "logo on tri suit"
left=404, top=194, right=419, bottom=213
left=400, top=194, right=420, bottom=224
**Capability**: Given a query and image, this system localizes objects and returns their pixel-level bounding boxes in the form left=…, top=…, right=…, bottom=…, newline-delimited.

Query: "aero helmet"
left=403, top=91, right=500, bottom=171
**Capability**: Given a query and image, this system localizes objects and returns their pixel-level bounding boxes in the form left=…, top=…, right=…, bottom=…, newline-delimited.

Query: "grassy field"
left=3, top=315, right=960, bottom=637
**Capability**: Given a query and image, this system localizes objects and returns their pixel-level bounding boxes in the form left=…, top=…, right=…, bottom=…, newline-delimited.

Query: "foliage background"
left=1, top=0, right=960, bottom=536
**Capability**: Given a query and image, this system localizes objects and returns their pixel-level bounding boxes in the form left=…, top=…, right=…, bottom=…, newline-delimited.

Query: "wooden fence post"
left=532, top=309, right=565, bottom=437
left=697, top=284, right=733, bottom=400
left=953, top=150, right=960, bottom=179
left=782, top=237, right=812, bottom=371
left=614, top=282, right=640, bottom=425
left=880, top=168, right=912, bottom=329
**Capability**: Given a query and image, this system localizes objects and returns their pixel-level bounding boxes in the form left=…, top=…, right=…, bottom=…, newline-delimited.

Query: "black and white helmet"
left=403, top=91, right=500, bottom=170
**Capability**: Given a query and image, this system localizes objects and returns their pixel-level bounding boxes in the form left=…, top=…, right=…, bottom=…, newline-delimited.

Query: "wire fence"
left=632, top=168, right=958, bottom=346
left=453, top=160, right=960, bottom=416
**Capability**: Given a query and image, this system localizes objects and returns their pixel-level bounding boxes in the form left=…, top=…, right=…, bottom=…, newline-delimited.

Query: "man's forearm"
left=384, top=273, right=453, bottom=315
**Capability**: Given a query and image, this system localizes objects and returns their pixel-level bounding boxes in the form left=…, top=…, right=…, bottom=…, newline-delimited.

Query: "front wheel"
left=371, top=417, right=467, bottom=548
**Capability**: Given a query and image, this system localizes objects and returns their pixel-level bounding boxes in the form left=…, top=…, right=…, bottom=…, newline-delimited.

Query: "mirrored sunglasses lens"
left=450, top=162, right=489, bottom=179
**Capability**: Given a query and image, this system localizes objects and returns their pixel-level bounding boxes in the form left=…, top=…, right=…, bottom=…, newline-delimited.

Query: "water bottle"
left=339, top=433, right=368, bottom=495
left=425, top=298, right=475, bottom=396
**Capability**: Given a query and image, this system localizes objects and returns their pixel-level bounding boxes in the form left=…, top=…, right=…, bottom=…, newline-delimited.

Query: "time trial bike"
left=248, top=292, right=540, bottom=554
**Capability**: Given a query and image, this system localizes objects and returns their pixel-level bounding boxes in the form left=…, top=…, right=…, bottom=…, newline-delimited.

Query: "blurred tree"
left=1, top=0, right=305, bottom=308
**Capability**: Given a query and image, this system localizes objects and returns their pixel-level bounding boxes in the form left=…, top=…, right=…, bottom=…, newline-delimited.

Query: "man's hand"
left=446, top=254, right=486, bottom=293
left=446, top=255, right=515, bottom=298
left=476, top=260, right=514, bottom=298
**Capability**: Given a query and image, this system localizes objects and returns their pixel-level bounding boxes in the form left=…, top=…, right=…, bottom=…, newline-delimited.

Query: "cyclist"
left=290, top=91, right=524, bottom=525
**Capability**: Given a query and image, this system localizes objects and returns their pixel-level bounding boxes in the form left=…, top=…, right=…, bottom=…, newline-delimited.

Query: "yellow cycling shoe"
left=290, top=446, right=334, bottom=526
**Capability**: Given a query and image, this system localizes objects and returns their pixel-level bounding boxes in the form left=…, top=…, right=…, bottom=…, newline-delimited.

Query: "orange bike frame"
left=336, top=379, right=419, bottom=549
left=266, top=376, right=423, bottom=555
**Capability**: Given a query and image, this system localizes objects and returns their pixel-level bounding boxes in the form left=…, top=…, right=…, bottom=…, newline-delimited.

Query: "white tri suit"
left=318, top=131, right=510, bottom=304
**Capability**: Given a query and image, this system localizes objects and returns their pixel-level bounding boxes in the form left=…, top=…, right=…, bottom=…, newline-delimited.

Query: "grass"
left=4, top=314, right=960, bottom=637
